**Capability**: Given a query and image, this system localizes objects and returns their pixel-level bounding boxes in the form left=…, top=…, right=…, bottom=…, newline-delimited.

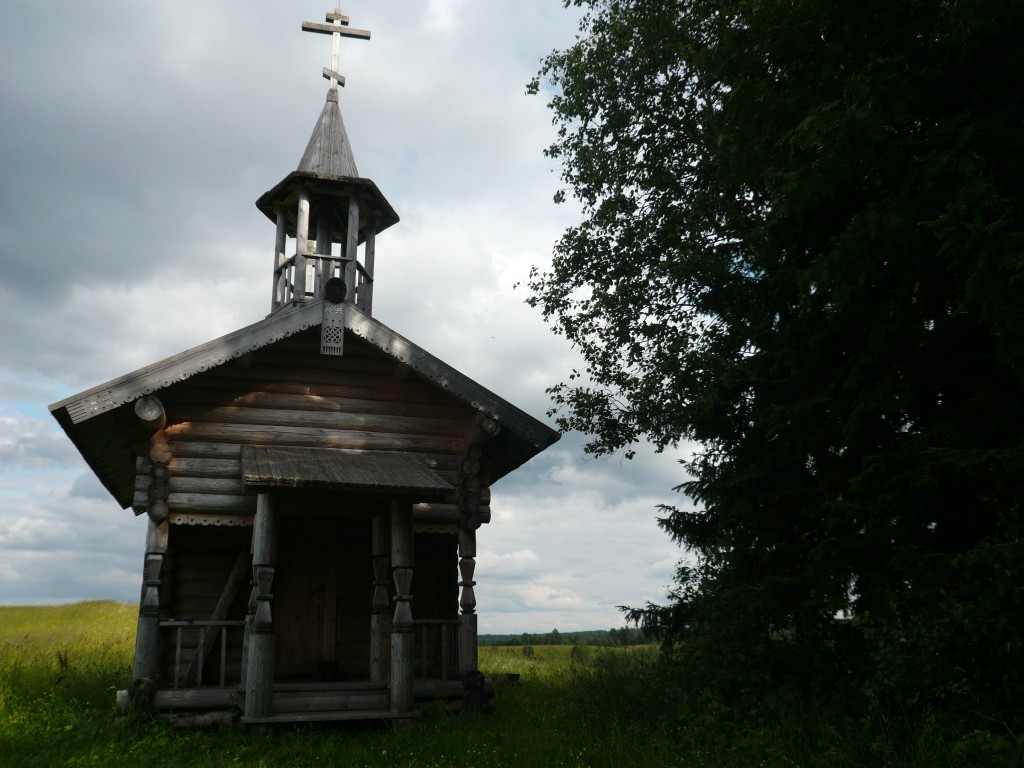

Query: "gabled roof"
left=50, top=303, right=560, bottom=507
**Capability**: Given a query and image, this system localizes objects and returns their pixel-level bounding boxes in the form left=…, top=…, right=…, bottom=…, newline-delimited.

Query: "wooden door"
left=273, top=514, right=372, bottom=680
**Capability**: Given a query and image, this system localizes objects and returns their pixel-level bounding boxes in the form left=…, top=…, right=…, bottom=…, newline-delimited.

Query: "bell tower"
left=256, top=9, right=399, bottom=355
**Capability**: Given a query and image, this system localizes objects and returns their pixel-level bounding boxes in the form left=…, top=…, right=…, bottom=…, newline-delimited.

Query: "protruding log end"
left=465, top=413, right=501, bottom=446
left=134, top=396, right=166, bottom=432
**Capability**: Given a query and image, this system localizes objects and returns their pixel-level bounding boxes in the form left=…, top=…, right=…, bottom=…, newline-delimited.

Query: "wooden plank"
left=154, top=687, right=239, bottom=711
left=301, top=21, right=370, bottom=39
left=272, top=692, right=388, bottom=714
left=242, top=709, right=419, bottom=725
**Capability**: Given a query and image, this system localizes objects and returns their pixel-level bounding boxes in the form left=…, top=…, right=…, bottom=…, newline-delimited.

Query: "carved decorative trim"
left=170, top=513, right=254, bottom=527
left=54, top=301, right=559, bottom=454
left=61, top=303, right=323, bottom=424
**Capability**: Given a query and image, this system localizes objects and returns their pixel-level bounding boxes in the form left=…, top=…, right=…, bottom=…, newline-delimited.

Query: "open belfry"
left=50, top=9, right=558, bottom=724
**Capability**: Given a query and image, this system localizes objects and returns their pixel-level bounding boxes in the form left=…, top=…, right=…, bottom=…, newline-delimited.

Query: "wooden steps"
left=242, top=709, right=420, bottom=725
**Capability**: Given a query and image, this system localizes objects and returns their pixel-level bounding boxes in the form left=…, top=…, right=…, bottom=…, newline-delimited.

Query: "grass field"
left=0, top=602, right=988, bottom=767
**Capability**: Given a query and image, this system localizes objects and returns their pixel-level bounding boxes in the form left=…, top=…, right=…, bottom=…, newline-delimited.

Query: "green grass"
left=0, top=603, right=999, bottom=767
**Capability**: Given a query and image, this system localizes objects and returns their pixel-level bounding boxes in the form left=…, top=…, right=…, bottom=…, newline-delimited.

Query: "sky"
left=0, top=0, right=692, bottom=633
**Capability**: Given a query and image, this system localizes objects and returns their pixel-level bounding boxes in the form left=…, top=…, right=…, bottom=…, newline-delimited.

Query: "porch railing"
left=412, top=619, right=460, bottom=681
left=160, top=619, right=246, bottom=689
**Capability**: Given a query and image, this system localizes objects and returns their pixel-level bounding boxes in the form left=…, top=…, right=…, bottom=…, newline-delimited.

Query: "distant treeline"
left=479, top=627, right=649, bottom=647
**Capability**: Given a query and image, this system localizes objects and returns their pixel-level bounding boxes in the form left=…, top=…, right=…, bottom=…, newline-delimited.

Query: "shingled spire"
left=256, top=8, right=398, bottom=354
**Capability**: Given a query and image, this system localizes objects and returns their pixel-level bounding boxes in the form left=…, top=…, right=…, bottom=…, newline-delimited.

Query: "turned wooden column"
left=244, top=493, right=276, bottom=719
left=133, top=517, right=168, bottom=683
left=370, top=512, right=391, bottom=683
left=458, top=526, right=478, bottom=677
left=390, top=499, right=414, bottom=713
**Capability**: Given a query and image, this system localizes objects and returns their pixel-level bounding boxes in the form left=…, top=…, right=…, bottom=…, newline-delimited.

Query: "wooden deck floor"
left=154, top=678, right=469, bottom=724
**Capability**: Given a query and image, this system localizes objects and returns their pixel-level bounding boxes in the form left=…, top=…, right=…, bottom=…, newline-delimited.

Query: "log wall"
left=131, top=330, right=477, bottom=521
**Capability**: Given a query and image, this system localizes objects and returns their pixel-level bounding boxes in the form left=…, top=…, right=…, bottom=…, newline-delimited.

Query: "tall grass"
left=0, top=603, right=994, bottom=767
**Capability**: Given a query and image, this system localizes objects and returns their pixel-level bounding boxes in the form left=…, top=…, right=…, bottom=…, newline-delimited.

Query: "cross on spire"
left=301, top=9, right=371, bottom=90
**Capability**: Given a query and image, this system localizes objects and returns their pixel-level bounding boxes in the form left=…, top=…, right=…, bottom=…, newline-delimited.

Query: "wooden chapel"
left=49, top=10, right=559, bottom=724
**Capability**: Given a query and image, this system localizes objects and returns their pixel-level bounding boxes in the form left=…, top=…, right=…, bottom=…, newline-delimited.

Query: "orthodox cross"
left=301, top=9, right=371, bottom=89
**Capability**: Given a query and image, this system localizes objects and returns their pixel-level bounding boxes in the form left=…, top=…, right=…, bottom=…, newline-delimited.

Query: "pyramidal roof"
left=297, top=88, right=358, bottom=178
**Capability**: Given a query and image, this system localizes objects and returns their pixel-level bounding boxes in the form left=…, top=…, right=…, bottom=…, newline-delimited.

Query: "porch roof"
left=241, top=445, right=452, bottom=499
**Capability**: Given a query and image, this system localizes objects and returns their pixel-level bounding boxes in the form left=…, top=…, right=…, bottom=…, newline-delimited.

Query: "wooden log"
left=464, top=413, right=500, bottom=446
left=135, top=396, right=166, bottom=431
left=147, top=500, right=169, bottom=524
left=150, top=435, right=173, bottom=465
left=175, top=371, right=472, bottom=410
left=133, top=490, right=256, bottom=513
left=164, top=422, right=466, bottom=455
left=170, top=404, right=467, bottom=439
left=147, top=480, right=169, bottom=502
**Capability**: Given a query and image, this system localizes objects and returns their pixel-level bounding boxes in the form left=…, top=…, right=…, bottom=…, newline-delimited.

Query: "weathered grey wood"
left=133, top=518, right=168, bottom=685
left=243, top=709, right=418, bottom=725
left=272, top=691, right=388, bottom=714
left=181, top=547, right=250, bottom=687
left=294, top=189, right=310, bottom=299
left=361, top=215, right=376, bottom=313
left=345, top=195, right=360, bottom=302
left=245, top=493, right=276, bottom=719
left=241, top=445, right=452, bottom=496
left=390, top=499, right=414, bottom=713
left=301, top=20, right=370, bottom=39
left=459, top=613, right=478, bottom=680
left=135, top=475, right=247, bottom=495
left=272, top=207, right=288, bottom=309
left=164, top=422, right=467, bottom=455
left=163, top=457, right=240, bottom=478
left=464, top=413, right=500, bottom=446
left=168, top=386, right=472, bottom=421
left=154, top=687, right=238, bottom=710
left=134, top=490, right=256, bottom=512
left=134, top=396, right=166, bottom=431
left=314, top=202, right=334, bottom=299
left=147, top=500, right=170, bottom=523
left=321, top=66, right=346, bottom=86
